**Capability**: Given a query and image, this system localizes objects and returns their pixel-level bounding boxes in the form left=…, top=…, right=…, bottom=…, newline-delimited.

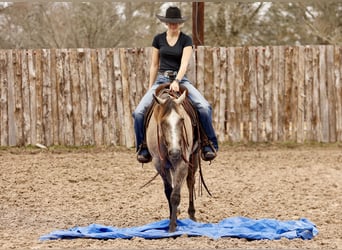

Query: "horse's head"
left=153, top=91, right=187, bottom=164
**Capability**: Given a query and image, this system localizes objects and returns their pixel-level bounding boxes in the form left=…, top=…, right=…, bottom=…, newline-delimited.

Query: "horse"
left=145, top=86, right=200, bottom=232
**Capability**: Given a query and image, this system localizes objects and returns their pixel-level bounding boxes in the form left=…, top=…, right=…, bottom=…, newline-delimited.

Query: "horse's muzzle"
left=168, top=149, right=181, bottom=162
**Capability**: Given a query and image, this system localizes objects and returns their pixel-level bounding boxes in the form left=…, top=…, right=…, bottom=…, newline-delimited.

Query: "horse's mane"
left=154, top=83, right=185, bottom=120
left=155, top=92, right=179, bottom=121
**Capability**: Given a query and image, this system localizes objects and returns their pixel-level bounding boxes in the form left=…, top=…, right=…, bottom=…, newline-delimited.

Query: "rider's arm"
left=149, top=47, right=160, bottom=88
left=170, top=46, right=192, bottom=91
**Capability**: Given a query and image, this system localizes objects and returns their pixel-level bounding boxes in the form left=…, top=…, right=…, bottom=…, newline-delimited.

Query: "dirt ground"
left=0, top=143, right=341, bottom=249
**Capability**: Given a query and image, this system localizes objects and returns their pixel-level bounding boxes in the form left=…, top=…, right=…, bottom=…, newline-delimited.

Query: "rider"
left=132, top=6, right=218, bottom=163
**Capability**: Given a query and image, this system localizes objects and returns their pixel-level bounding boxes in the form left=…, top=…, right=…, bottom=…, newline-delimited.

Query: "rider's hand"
left=170, top=80, right=180, bottom=92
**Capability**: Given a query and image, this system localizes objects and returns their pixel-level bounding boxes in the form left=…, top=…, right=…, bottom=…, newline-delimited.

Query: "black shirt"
left=152, top=32, right=193, bottom=72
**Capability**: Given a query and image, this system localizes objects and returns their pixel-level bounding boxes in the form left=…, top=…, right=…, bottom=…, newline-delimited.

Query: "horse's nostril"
left=169, top=149, right=181, bottom=159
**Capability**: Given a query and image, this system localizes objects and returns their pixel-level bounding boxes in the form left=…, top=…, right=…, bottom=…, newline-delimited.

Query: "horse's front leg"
left=155, top=159, right=173, bottom=220
left=162, top=175, right=173, bottom=219
left=187, top=153, right=199, bottom=221
left=169, top=163, right=188, bottom=232
left=169, top=191, right=180, bottom=232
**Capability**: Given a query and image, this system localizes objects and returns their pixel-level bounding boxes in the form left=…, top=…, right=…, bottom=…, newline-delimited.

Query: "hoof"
left=190, top=216, right=197, bottom=222
left=169, top=223, right=177, bottom=233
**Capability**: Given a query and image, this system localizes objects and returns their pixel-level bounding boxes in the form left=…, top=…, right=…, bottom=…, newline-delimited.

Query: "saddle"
left=143, top=83, right=211, bottom=152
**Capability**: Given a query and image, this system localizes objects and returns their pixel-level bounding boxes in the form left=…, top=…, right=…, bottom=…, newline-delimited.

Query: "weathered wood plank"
left=187, top=47, right=196, bottom=84
left=290, top=47, right=299, bottom=142
left=234, top=47, right=243, bottom=142
left=127, top=48, right=138, bottom=117
left=249, top=47, right=258, bottom=142
left=312, top=46, right=321, bottom=141
left=83, top=48, right=95, bottom=144
left=227, top=47, right=235, bottom=142
left=50, top=49, right=59, bottom=146
left=196, top=46, right=205, bottom=93
left=98, top=48, right=109, bottom=145
left=242, top=46, right=250, bottom=142
left=119, top=48, right=134, bottom=148
left=326, top=45, right=336, bottom=142
left=319, top=46, right=329, bottom=142
left=284, top=47, right=293, bottom=141
left=77, top=49, right=87, bottom=144
left=28, top=50, right=37, bottom=145
left=0, top=51, right=8, bottom=146
left=106, top=48, right=116, bottom=145
left=142, top=47, right=152, bottom=91
left=70, top=49, right=82, bottom=146
left=62, top=49, right=74, bottom=146
left=297, top=46, right=305, bottom=143
left=277, top=46, right=285, bottom=141
left=134, top=48, right=145, bottom=109
left=78, top=48, right=92, bottom=145
left=13, top=50, right=24, bottom=146
left=21, top=50, right=31, bottom=145
left=7, top=50, right=17, bottom=146
left=204, top=47, right=214, bottom=102
left=304, top=46, right=314, bottom=141
left=256, top=47, right=265, bottom=142
left=335, top=46, right=342, bottom=141
left=113, top=49, right=124, bottom=145
left=211, top=47, right=220, bottom=140
left=91, top=49, right=102, bottom=145
left=41, top=49, right=52, bottom=146
left=55, top=49, right=65, bottom=145
left=218, top=47, right=227, bottom=142
left=264, top=46, right=273, bottom=141
left=271, top=46, right=279, bottom=141
left=35, top=49, right=44, bottom=145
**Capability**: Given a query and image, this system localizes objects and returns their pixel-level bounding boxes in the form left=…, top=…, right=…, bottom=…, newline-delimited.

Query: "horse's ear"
left=153, top=94, right=166, bottom=105
left=174, top=90, right=187, bottom=105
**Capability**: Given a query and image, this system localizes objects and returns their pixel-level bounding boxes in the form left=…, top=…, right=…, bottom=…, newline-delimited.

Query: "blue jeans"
left=132, top=75, right=218, bottom=151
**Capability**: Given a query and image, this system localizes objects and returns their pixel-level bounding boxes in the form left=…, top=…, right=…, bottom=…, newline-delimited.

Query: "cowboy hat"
left=156, top=6, right=188, bottom=23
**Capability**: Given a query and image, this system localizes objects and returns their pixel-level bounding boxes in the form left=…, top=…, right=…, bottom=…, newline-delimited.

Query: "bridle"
left=155, top=92, right=192, bottom=167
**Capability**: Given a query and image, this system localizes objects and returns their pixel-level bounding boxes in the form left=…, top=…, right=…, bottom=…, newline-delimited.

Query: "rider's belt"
left=159, top=70, right=177, bottom=78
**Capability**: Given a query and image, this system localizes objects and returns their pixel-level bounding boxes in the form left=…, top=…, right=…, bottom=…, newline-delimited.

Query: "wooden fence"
left=0, top=45, right=341, bottom=147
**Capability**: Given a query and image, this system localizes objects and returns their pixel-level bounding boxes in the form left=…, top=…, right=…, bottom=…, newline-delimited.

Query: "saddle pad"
left=40, top=216, right=318, bottom=241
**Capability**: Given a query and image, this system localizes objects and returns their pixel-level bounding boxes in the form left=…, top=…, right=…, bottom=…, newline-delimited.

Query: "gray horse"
left=146, top=89, right=199, bottom=232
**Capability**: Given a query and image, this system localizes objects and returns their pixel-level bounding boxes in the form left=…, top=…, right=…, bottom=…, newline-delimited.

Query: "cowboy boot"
left=137, top=143, right=152, bottom=163
left=201, top=143, right=217, bottom=161
left=200, top=124, right=218, bottom=161
left=200, top=136, right=217, bottom=161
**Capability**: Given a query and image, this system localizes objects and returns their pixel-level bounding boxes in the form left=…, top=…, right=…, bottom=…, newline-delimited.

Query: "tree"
left=206, top=2, right=267, bottom=46
left=0, top=2, right=341, bottom=49
left=204, top=2, right=342, bottom=46
left=0, top=2, right=165, bottom=49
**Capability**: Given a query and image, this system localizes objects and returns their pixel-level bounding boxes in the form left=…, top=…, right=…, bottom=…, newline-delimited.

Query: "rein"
left=155, top=91, right=193, bottom=167
left=156, top=124, right=164, bottom=161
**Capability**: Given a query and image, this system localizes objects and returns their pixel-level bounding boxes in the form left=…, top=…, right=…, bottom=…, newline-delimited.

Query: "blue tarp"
left=40, top=216, right=318, bottom=241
